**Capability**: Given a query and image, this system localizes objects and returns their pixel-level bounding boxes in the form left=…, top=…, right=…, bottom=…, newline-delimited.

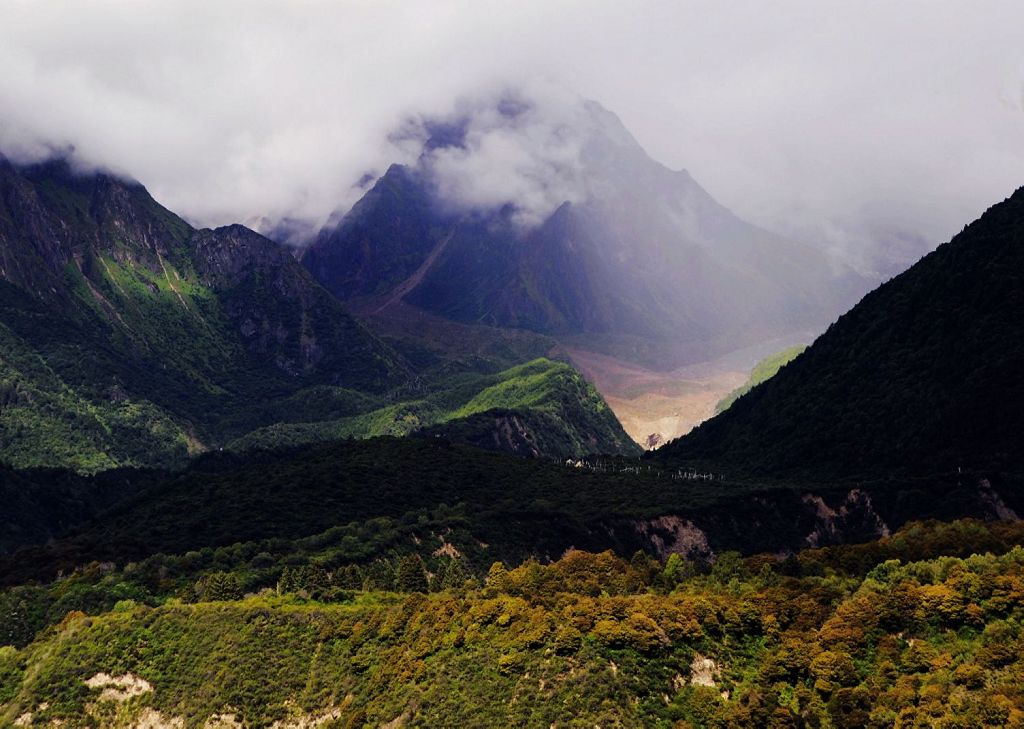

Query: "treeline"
left=3, top=519, right=1024, bottom=726
left=5, top=516, right=1024, bottom=652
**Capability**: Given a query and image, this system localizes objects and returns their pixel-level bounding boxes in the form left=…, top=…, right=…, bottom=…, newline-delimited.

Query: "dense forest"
left=2, top=519, right=1024, bottom=726
left=657, top=187, right=1024, bottom=480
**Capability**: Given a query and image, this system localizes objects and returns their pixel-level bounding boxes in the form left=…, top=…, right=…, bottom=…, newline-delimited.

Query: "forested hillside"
left=713, top=345, right=806, bottom=415
left=3, top=519, right=1024, bottom=727
left=658, top=187, right=1024, bottom=479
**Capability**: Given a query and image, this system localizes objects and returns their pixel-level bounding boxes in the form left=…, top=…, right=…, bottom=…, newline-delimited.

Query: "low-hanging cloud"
left=407, top=87, right=599, bottom=227
left=1, top=1, right=1022, bottom=267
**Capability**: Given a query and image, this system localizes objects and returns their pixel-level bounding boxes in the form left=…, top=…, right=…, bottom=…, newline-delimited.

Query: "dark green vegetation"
left=658, top=187, right=1024, bottom=480
left=4, top=432, right=1020, bottom=586
left=0, top=158, right=406, bottom=471
left=3, top=519, right=1024, bottom=726
left=0, top=158, right=637, bottom=471
left=713, top=345, right=806, bottom=415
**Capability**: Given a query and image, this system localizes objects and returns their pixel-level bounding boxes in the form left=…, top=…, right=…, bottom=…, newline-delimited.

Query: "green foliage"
left=0, top=161, right=638, bottom=486
left=4, top=525, right=1024, bottom=726
left=713, top=344, right=806, bottom=415
left=0, top=161, right=411, bottom=473
left=394, top=555, right=429, bottom=593
left=228, top=358, right=640, bottom=459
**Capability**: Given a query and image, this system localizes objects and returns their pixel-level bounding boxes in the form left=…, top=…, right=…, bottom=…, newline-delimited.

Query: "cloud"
left=403, top=86, right=594, bottom=227
left=0, top=0, right=1022, bottom=263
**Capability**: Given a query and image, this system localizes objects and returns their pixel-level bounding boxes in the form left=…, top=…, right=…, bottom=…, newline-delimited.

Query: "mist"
left=1, top=1, right=1022, bottom=269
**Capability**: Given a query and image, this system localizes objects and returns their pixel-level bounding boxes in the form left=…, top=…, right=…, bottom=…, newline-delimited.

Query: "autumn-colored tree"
left=810, top=650, right=857, bottom=693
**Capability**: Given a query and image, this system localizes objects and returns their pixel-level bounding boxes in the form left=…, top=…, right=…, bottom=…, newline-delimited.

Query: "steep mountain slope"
left=656, top=187, right=1024, bottom=478
left=0, top=157, right=641, bottom=469
left=0, top=157, right=410, bottom=469
left=302, top=99, right=865, bottom=365
left=5, top=525, right=1024, bottom=727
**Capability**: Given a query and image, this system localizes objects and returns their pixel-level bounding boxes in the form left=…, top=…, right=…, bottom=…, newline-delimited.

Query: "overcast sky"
left=1, top=1, right=1022, bottom=266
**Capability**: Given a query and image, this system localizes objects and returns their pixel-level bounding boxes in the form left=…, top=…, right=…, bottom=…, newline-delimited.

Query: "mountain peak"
left=303, top=97, right=865, bottom=365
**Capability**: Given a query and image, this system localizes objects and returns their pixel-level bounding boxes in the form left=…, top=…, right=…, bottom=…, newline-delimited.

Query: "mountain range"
left=0, top=156, right=637, bottom=471
left=1, top=99, right=1023, bottom=726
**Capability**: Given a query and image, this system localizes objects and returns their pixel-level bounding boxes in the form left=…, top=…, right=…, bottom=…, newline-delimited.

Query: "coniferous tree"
left=439, top=558, right=468, bottom=591
left=394, top=555, right=428, bottom=593
left=363, top=560, right=394, bottom=591
left=203, top=571, right=242, bottom=601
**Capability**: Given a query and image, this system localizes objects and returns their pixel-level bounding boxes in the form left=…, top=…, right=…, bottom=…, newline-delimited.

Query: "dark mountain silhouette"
left=655, top=186, right=1024, bottom=479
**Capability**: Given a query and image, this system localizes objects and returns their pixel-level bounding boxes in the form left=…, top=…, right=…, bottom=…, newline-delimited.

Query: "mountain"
left=656, top=187, right=1024, bottom=479
left=302, top=99, right=865, bottom=366
left=4, top=177, right=1023, bottom=726
left=0, top=156, right=411, bottom=470
left=0, top=157, right=640, bottom=470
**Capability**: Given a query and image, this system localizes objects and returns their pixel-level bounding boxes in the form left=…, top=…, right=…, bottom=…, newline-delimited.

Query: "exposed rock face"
left=84, top=671, right=153, bottom=702
left=803, top=489, right=891, bottom=548
left=978, top=479, right=1019, bottom=521
left=690, top=653, right=723, bottom=688
left=634, top=516, right=713, bottom=560
left=191, top=224, right=407, bottom=384
left=626, top=481, right=1020, bottom=558
left=0, top=157, right=193, bottom=301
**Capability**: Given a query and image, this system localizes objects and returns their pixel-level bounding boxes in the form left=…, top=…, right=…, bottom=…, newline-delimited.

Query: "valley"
left=564, top=334, right=813, bottom=448
left=0, top=22, right=1022, bottom=724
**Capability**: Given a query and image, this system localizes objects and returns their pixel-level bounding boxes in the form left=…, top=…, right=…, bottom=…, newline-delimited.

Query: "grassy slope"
left=0, top=282, right=199, bottom=472
left=228, top=358, right=641, bottom=458
left=712, top=345, right=806, bottom=415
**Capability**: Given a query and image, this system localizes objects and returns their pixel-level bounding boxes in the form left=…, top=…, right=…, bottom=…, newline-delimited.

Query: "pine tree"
left=394, top=555, right=428, bottom=593
left=203, top=571, right=242, bottom=601
left=337, top=564, right=363, bottom=590
left=439, top=558, right=468, bottom=591
left=363, top=560, right=394, bottom=591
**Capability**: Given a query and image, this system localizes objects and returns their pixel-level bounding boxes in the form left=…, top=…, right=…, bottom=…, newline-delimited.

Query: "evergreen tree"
left=362, top=560, right=394, bottom=591
left=336, top=564, right=363, bottom=590
left=439, top=558, right=468, bottom=591
left=394, top=555, right=428, bottom=593
left=203, top=571, right=242, bottom=601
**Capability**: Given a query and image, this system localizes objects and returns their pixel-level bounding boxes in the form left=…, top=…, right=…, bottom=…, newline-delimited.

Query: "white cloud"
left=0, top=0, right=1021, bottom=260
